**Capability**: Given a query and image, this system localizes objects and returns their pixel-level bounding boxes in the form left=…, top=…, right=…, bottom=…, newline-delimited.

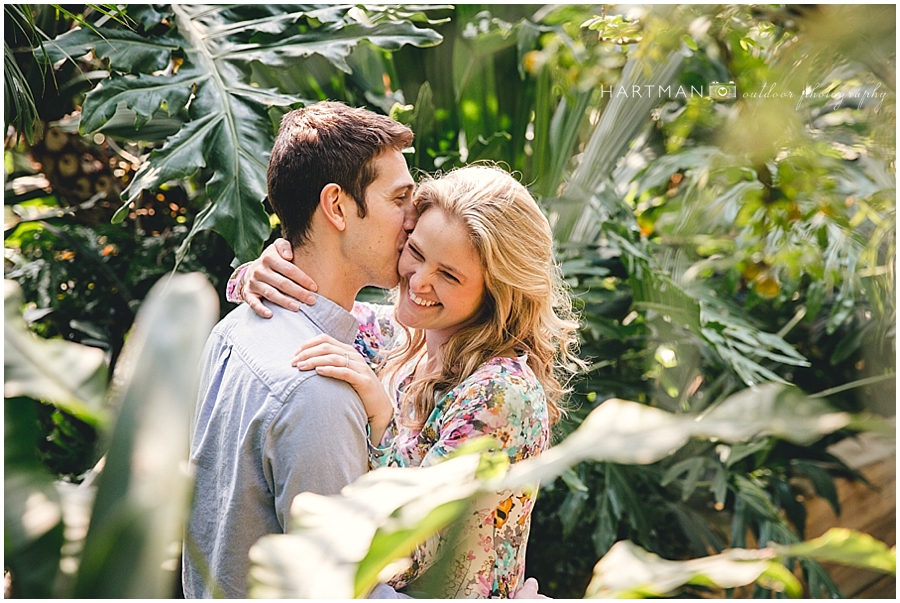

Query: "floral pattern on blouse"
left=352, top=302, right=549, bottom=599
left=349, top=301, right=398, bottom=368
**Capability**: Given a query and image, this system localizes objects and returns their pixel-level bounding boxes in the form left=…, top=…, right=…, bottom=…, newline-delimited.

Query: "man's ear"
left=319, top=183, right=347, bottom=231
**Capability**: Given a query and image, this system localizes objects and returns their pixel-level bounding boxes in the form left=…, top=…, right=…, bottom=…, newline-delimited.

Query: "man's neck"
left=291, top=244, right=361, bottom=311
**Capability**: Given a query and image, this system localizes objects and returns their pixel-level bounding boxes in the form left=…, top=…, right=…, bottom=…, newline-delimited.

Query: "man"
left=182, top=102, right=416, bottom=598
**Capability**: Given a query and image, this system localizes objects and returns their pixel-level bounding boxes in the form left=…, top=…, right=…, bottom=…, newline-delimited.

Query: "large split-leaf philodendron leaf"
left=47, top=4, right=442, bottom=264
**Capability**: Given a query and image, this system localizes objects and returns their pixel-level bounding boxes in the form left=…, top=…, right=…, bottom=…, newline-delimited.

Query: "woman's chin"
left=396, top=304, right=423, bottom=329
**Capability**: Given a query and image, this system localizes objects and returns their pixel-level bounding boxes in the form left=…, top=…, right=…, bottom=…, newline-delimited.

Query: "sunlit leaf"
left=502, top=384, right=874, bottom=489
left=584, top=540, right=800, bottom=598
left=774, top=528, right=896, bottom=575
left=72, top=273, right=218, bottom=598
left=249, top=455, right=484, bottom=599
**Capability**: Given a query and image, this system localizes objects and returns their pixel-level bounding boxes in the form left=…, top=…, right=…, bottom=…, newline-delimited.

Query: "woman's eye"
left=409, top=245, right=423, bottom=260
left=442, top=271, right=459, bottom=283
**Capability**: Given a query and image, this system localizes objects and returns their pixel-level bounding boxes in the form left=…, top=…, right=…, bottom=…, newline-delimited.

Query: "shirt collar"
left=294, top=293, right=359, bottom=345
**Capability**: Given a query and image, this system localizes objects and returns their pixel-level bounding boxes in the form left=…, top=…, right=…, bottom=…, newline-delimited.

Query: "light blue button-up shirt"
left=182, top=295, right=369, bottom=598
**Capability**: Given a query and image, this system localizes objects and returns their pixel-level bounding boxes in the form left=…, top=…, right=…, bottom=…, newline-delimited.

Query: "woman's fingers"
left=246, top=280, right=298, bottom=311
left=244, top=244, right=318, bottom=310
left=245, top=288, right=273, bottom=318
left=292, top=353, right=362, bottom=380
left=273, top=237, right=293, bottom=261
left=292, top=341, right=357, bottom=365
left=310, top=364, right=360, bottom=384
left=293, top=336, right=355, bottom=360
left=259, top=252, right=318, bottom=304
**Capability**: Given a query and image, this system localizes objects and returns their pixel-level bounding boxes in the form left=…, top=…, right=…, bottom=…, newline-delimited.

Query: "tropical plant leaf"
left=3, top=280, right=108, bottom=425
left=552, top=46, right=685, bottom=243
left=585, top=529, right=895, bottom=598
left=661, top=457, right=707, bottom=502
left=48, top=4, right=442, bottom=264
left=584, top=540, right=801, bottom=598
left=774, top=528, right=896, bottom=575
left=72, top=273, right=218, bottom=598
left=248, top=454, right=485, bottom=598
left=43, top=26, right=185, bottom=73
left=3, top=399, right=65, bottom=598
left=502, top=384, right=869, bottom=489
left=792, top=460, right=841, bottom=517
left=5, top=37, right=40, bottom=143
left=633, top=147, right=725, bottom=198
left=246, top=380, right=889, bottom=598
left=696, top=383, right=850, bottom=446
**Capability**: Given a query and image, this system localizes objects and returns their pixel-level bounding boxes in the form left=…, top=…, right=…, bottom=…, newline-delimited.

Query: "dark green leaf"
left=128, top=4, right=174, bottom=31
left=712, top=464, right=728, bottom=505
left=724, top=439, right=772, bottom=469
left=43, top=26, right=185, bottom=73
left=592, top=494, right=617, bottom=558
left=4, top=281, right=108, bottom=425
left=792, top=460, right=841, bottom=517
left=80, top=67, right=198, bottom=133
left=733, top=475, right=778, bottom=520
left=70, top=5, right=441, bottom=263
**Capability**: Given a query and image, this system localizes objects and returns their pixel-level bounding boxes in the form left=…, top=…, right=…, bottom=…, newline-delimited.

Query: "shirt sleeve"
left=367, top=582, right=412, bottom=599
left=225, top=262, right=252, bottom=303
left=351, top=301, right=400, bottom=365
left=376, top=374, right=548, bottom=597
left=262, top=375, right=370, bottom=531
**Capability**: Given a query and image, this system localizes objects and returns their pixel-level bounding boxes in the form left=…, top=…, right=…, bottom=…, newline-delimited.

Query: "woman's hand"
left=513, top=578, right=550, bottom=599
left=291, top=334, right=394, bottom=444
left=243, top=238, right=319, bottom=318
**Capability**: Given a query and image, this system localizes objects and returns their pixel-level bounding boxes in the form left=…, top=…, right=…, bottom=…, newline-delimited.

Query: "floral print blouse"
left=350, top=302, right=550, bottom=598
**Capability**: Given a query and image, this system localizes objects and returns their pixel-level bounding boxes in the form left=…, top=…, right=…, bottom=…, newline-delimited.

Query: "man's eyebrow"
left=391, top=182, right=414, bottom=194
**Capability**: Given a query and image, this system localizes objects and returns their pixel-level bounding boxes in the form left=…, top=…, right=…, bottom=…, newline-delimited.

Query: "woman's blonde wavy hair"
left=381, top=165, right=585, bottom=427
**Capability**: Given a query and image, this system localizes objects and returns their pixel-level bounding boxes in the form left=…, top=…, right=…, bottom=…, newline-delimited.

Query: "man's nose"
left=403, top=209, right=418, bottom=234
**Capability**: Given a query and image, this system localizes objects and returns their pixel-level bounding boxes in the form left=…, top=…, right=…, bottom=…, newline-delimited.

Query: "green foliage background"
left=4, top=3, right=895, bottom=598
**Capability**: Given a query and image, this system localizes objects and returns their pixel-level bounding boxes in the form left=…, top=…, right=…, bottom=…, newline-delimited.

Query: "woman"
left=231, top=165, right=581, bottom=598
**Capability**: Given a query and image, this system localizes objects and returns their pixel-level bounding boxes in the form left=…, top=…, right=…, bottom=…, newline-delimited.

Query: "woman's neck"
left=423, top=330, right=452, bottom=374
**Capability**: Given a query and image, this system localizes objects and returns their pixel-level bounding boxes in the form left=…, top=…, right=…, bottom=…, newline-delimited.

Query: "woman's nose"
left=408, top=269, right=432, bottom=292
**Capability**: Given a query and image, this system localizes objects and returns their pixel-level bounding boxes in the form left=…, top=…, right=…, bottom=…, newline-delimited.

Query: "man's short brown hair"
left=267, top=102, right=413, bottom=247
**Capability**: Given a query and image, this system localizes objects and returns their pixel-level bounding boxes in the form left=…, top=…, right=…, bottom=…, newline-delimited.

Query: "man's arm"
left=263, top=375, right=369, bottom=529
left=263, top=376, right=409, bottom=598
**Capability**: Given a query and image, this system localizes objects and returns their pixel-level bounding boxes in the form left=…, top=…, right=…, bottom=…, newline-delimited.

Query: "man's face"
left=344, top=150, right=416, bottom=289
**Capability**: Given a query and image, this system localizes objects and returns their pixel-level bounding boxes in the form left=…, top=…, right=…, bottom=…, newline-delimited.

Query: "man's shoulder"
left=214, top=305, right=323, bottom=392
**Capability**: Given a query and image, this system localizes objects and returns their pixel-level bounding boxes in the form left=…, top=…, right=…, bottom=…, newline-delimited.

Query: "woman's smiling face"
left=396, top=208, right=486, bottom=342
